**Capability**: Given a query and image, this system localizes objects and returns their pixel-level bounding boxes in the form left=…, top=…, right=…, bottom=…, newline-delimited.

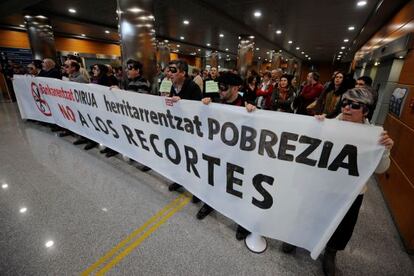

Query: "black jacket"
left=169, top=77, right=202, bottom=101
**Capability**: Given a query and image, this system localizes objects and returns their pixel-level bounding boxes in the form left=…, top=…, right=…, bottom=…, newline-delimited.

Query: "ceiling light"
left=266, top=51, right=269, bottom=54
left=339, top=51, right=343, bottom=54
left=399, top=56, right=404, bottom=59
left=81, top=34, right=86, bottom=37
left=305, top=55, right=308, bottom=57
left=256, top=47, right=260, bottom=50
left=344, top=39, right=349, bottom=42
left=19, top=207, right=27, bottom=213
left=249, top=35, right=255, bottom=39
left=176, top=44, right=180, bottom=47
left=68, top=8, right=77, bottom=14
left=198, top=49, right=201, bottom=52
left=288, top=41, right=293, bottom=44
left=19, top=24, right=25, bottom=27
left=183, top=20, right=189, bottom=25
left=301, top=51, right=305, bottom=54
left=128, top=7, right=143, bottom=13
left=105, top=30, right=110, bottom=34
left=180, top=36, right=184, bottom=40
left=225, top=48, right=229, bottom=51
left=2, top=183, right=8, bottom=189
left=276, top=30, right=282, bottom=34
left=227, top=55, right=229, bottom=57
left=45, top=240, right=54, bottom=248
left=341, top=46, right=346, bottom=49
left=348, top=26, right=355, bottom=31
left=308, top=57, right=311, bottom=60
left=296, top=47, right=300, bottom=50
left=357, top=1, right=367, bottom=7
left=219, top=33, right=224, bottom=38
left=206, top=43, right=211, bottom=46
left=258, top=57, right=261, bottom=59
left=254, top=11, right=262, bottom=18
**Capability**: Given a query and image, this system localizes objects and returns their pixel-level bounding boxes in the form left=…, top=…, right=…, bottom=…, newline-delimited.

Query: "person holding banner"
left=164, top=59, right=203, bottom=192
left=199, top=71, right=256, bottom=241
left=282, top=87, right=394, bottom=276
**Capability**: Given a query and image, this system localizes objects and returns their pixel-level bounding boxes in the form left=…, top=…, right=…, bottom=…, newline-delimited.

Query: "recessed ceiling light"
left=266, top=51, right=269, bottom=54
left=256, top=47, right=260, bottom=50
left=249, top=35, right=255, bottom=39
left=177, top=44, right=180, bottom=47
left=183, top=20, right=189, bottom=25
left=308, top=57, right=311, bottom=60
left=105, top=30, right=110, bottom=34
left=276, top=30, right=282, bottom=34
left=198, top=49, right=201, bottom=52
left=338, top=55, right=342, bottom=57
left=206, top=43, right=211, bottom=46
left=288, top=41, right=293, bottom=44
left=225, top=48, right=229, bottom=51
left=19, top=24, right=25, bottom=27
left=344, top=39, right=349, bottom=42
left=301, top=51, right=305, bottom=54
left=219, top=33, right=224, bottom=38
left=19, top=207, right=27, bottom=213
left=128, top=7, right=143, bottom=13
left=68, top=8, right=77, bottom=14
left=296, top=47, right=300, bottom=50
left=357, top=1, right=367, bottom=7
left=254, top=11, right=262, bottom=18
left=81, top=34, right=86, bottom=37
left=341, top=46, right=346, bottom=49
left=2, top=183, right=8, bottom=189
left=180, top=36, right=184, bottom=40
left=348, top=26, right=355, bottom=31
left=258, top=57, right=261, bottom=59
left=399, top=56, right=404, bottom=59
left=45, top=240, right=54, bottom=248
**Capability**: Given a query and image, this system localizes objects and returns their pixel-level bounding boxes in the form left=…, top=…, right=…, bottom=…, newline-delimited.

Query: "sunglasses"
left=168, top=66, right=178, bottom=73
left=341, top=99, right=364, bottom=110
left=27, top=67, right=34, bottom=70
left=218, top=83, right=229, bottom=91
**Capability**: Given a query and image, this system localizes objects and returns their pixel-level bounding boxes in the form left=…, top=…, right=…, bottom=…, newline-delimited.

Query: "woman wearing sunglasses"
left=282, top=87, right=394, bottom=276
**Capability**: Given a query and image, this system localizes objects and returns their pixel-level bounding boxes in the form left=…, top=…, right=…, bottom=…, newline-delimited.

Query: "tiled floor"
left=1, top=102, right=413, bottom=275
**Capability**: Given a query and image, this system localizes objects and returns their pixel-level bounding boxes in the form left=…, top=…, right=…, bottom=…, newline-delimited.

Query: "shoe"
left=105, top=149, right=118, bottom=158
left=235, top=225, right=250, bottom=240
left=141, top=166, right=152, bottom=172
left=322, top=247, right=337, bottom=276
left=191, top=196, right=200, bottom=203
left=281, top=242, right=297, bottom=254
left=168, top=182, right=182, bottom=191
left=50, top=125, right=61, bottom=132
left=100, top=148, right=110, bottom=154
left=58, top=130, right=71, bottom=137
left=84, top=141, right=97, bottom=150
left=196, top=204, right=213, bottom=220
left=73, top=137, right=88, bottom=145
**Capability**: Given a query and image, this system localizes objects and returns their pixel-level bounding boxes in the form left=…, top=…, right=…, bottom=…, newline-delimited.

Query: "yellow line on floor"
left=81, top=193, right=188, bottom=276
left=95, top=195, right=191, bottom=275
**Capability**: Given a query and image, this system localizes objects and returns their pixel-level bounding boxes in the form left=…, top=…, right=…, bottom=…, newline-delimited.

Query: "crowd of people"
left=7, top=56, right=394, bottom=276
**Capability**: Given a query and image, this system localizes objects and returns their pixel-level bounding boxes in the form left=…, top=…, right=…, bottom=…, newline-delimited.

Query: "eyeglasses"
left=218, top=83, right=229, bottom=91
left=341, top=99, right=364, bottom=110
left=168, top=66, right=178, bottom=73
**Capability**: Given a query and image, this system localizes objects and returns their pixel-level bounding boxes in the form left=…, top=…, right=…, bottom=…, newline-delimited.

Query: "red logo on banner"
left=31, top=82, right=52, bottom=116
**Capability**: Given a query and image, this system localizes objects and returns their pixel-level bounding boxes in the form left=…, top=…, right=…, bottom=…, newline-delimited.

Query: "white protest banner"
left=12, top=75, right=385, bottom=259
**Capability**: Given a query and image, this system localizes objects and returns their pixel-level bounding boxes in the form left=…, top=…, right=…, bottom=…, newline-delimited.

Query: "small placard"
left=205, top=80, right=219, bottom=93
left=159, top=79, right=172, bottom=93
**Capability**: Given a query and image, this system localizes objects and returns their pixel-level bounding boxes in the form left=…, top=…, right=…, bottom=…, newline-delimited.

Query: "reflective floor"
left=0, top=102, right=413, bottom=275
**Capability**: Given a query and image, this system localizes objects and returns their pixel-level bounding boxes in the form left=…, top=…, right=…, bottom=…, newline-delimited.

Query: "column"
left=237, top=35, right=254, bottom=78
left=24, top=15, right=57, bottom=61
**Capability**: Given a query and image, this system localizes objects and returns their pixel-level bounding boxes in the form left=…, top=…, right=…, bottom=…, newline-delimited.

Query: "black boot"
left=281, top=242, right=297, bottom=254
left=168, top=182, right=182, bottom=191
left=322, top=247, right=337, bottom=276
left=196, top=204, right=213, bottom=220
left=235, top=225, right=250, bottom=240
left=191, top=196, right=200, bottom=203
